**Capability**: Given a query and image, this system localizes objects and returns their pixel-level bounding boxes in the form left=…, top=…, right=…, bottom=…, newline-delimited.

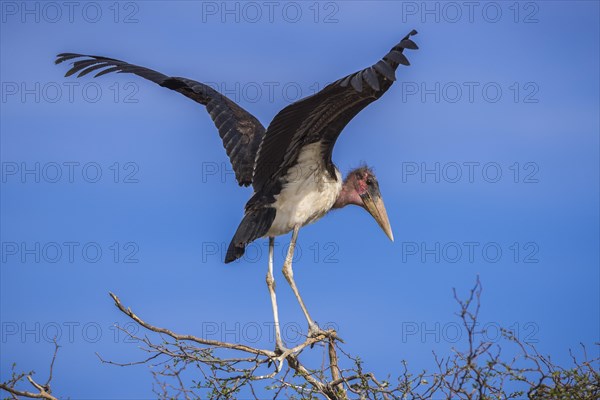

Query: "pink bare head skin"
left=333, top=166, right=377, bottom=209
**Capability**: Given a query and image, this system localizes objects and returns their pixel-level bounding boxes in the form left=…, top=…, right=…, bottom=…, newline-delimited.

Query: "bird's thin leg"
left=266, top=237, right=286, bottom=353
left=282, top=226, right=320, bottom=336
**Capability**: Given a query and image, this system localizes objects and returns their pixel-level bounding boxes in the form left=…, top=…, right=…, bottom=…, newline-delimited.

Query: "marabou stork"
left=56, top=30, right=418, bottom=351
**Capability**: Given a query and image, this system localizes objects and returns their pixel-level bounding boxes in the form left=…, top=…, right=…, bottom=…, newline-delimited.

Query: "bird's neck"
left=332, top=182, right=362, bottom=209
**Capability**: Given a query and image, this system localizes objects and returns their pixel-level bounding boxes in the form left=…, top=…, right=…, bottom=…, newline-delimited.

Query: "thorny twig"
left=0, top=339, right=60, bottom=400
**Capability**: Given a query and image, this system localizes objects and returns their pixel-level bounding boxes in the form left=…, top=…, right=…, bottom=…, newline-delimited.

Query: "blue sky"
left=1, top=1, right=599, bottom=398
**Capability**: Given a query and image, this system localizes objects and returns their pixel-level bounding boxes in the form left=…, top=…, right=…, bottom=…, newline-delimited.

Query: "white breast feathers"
left=266, top=141, right=342, bottom=237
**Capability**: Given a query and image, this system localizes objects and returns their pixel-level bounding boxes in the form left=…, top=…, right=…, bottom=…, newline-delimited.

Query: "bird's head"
left=335, top=166, right=394, bottom=242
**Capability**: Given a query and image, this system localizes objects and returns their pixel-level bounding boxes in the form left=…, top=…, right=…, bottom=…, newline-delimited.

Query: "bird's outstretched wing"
left=252, top=30, right=418, bottom=193
left=55, top=53, right=265, bottom=187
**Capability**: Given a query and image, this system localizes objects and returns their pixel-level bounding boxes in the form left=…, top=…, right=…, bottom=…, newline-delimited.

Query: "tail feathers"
left=225, top=207, right=276, bottom=263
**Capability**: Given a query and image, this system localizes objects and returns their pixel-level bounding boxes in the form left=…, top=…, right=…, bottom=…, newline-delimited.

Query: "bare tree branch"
left=3, top=279, right=598, bottom=399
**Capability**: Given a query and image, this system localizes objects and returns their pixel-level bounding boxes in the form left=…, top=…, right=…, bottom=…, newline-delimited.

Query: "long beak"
left=362, top=191, right=394, bottom=242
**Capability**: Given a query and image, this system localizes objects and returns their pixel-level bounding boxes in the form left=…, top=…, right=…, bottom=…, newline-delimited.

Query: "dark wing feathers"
left=373, top=60, right=396, bottom=82
left=400, top=39, right=419, bottom=50
left=362, top=68, right=381, bottom=91
left=252, top=29, right=418, bottom=193
left=384, top=50, right=411, bottom=66
left=350, top=73, right=364, bottom=92
left=55, top=53, right=265, bottom=187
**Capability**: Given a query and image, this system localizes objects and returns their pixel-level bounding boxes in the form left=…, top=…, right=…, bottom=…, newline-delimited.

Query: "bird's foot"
left=268, top=341, right=291, bottom=371
left=308, top=321, right=323, bottom=338
left=308, top=321, right=343, bottom=343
